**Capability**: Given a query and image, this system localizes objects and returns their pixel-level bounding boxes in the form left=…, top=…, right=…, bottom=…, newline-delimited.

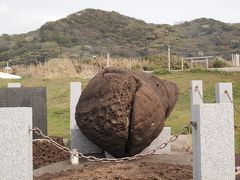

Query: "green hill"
left=0, top=9, right=239, bottom=65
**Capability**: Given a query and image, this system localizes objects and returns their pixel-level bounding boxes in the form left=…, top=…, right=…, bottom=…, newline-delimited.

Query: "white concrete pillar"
left=70, top=82, right=81, bottom=130
left=206, top=58, right=209, bottom=69
left=234, top=54, right=236, bottom=67
left=190, top=80, right=203, bottom=105
left=0, top=107, right=32, bottom=180
left=215, top=83, right=233, bottom=103
left=236, top=54, right=240, bottom=67
left=70, top=82, right=102, bottom=154
left=191, top=81, right=235, bottom=180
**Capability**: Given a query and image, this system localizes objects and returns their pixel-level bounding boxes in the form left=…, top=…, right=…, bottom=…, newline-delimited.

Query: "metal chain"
left=235, top=125, right=240, bottom=132
left=225, top=90, right=240, bottom=132
left=195, top=86, right=204, bottom=102
left=30, top=122, right=193, bottom=163
left=181, top=87, right=191, bottom=95
left=236, top=166, right=240, bottom=176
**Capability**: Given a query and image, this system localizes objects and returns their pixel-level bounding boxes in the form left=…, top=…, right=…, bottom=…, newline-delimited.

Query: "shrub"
left=213, top=60, right=228, bottom=68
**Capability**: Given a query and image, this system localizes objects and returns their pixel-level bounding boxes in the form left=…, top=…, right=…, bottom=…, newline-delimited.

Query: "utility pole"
left=168, top=45, right=171, bottom=71
left=106, top=53, right=110, bottom=68
left=181, top=57, right=184, bottom=71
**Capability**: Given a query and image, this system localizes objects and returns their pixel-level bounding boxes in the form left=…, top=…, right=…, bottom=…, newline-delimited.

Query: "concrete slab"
left=0, top=107, right=32, bottom=180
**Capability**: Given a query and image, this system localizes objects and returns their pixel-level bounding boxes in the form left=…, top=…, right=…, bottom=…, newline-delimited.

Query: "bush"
left=213, top=60, right=228, bottom=68
left=142, top=65, right=159, bottom=71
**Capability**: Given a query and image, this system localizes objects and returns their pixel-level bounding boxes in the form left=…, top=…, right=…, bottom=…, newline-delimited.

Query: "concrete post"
left=190, top=80, right=203, bottom=105
left=70, top=82, right=82, bottom=130
left=70, top=82, right=102, bottom=154
left=215, top=83, right=232, bottom=103
left=236, top=54, right=240, bottom=67
left=191, top=81, right=235, bottom=180
left=0, top=107, right=32, bottom=180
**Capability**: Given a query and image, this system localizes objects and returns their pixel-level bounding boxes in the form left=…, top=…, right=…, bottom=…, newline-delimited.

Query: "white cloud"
left=0, top=2, right=11, bottom=14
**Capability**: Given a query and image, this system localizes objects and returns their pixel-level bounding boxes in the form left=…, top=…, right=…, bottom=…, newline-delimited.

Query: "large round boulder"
left=75, top=67, right=178, bottom=157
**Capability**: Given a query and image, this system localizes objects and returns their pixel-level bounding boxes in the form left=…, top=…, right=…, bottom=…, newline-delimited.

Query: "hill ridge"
left=0, top=9, right=239, bottom=65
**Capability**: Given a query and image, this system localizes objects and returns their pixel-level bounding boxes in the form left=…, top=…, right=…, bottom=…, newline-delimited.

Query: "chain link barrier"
left=30, top=122, right=194, bottom=163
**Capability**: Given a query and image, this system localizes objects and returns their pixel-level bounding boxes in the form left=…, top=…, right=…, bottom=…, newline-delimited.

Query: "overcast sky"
left=0, top=0, right=240, bottom=35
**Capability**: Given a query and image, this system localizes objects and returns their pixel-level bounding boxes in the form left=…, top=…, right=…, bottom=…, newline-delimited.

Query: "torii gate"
left=185, top=56, right=214, bottom=69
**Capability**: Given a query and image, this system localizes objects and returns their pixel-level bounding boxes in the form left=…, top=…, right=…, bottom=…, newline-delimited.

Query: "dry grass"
left=13, top=58, right=80, bottom=78
left=2, top=57, right=232, bottom=78
left=10, top=57, right=147, bottom=78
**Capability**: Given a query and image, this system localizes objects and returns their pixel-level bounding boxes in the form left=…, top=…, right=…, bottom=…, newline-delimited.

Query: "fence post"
left=70, top=82, right=102, bottom=154
left=215, top=83, right=232, bottom=103
left=190, top=80, right=203, bottom=105
left=191, top=81, right=235, bottom=180
left=0, top=107, right=32, bottom=180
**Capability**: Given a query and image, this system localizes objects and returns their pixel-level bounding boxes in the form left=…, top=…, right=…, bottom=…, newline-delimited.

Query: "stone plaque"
left=0, top=87, right=47, bottom=139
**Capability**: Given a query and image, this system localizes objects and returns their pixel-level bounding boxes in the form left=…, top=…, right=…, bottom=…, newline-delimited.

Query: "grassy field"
left=0, top=69, right=239, bottom=152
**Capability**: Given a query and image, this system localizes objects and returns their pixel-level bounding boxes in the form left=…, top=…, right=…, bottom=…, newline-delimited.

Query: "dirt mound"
left=33, top=145, right=239, bottom=179
left=34, top=161, right=192, bottom=180
left=76, top=67, right=178, bottom=157
left=33, top=137, right=69, bottom=169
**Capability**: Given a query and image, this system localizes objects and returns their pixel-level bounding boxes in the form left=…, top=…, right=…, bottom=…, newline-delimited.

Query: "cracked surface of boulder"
left=75, top=67, right=178, bottom=157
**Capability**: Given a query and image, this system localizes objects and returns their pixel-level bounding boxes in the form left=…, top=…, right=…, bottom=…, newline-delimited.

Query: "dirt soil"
left=33, top=135, right=240, bottom=180
left=34, top=157, right=192, bottom=180
left=33, top=154, right=240, bottom=180
left=33, top=137, right=69, bottom=169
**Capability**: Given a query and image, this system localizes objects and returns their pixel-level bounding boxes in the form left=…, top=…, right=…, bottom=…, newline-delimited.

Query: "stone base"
left=141, top=127, right=171, bottom=154
left=70, top=129, right=103, bottom=154
left=104, top=151, right=116, bottom=159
